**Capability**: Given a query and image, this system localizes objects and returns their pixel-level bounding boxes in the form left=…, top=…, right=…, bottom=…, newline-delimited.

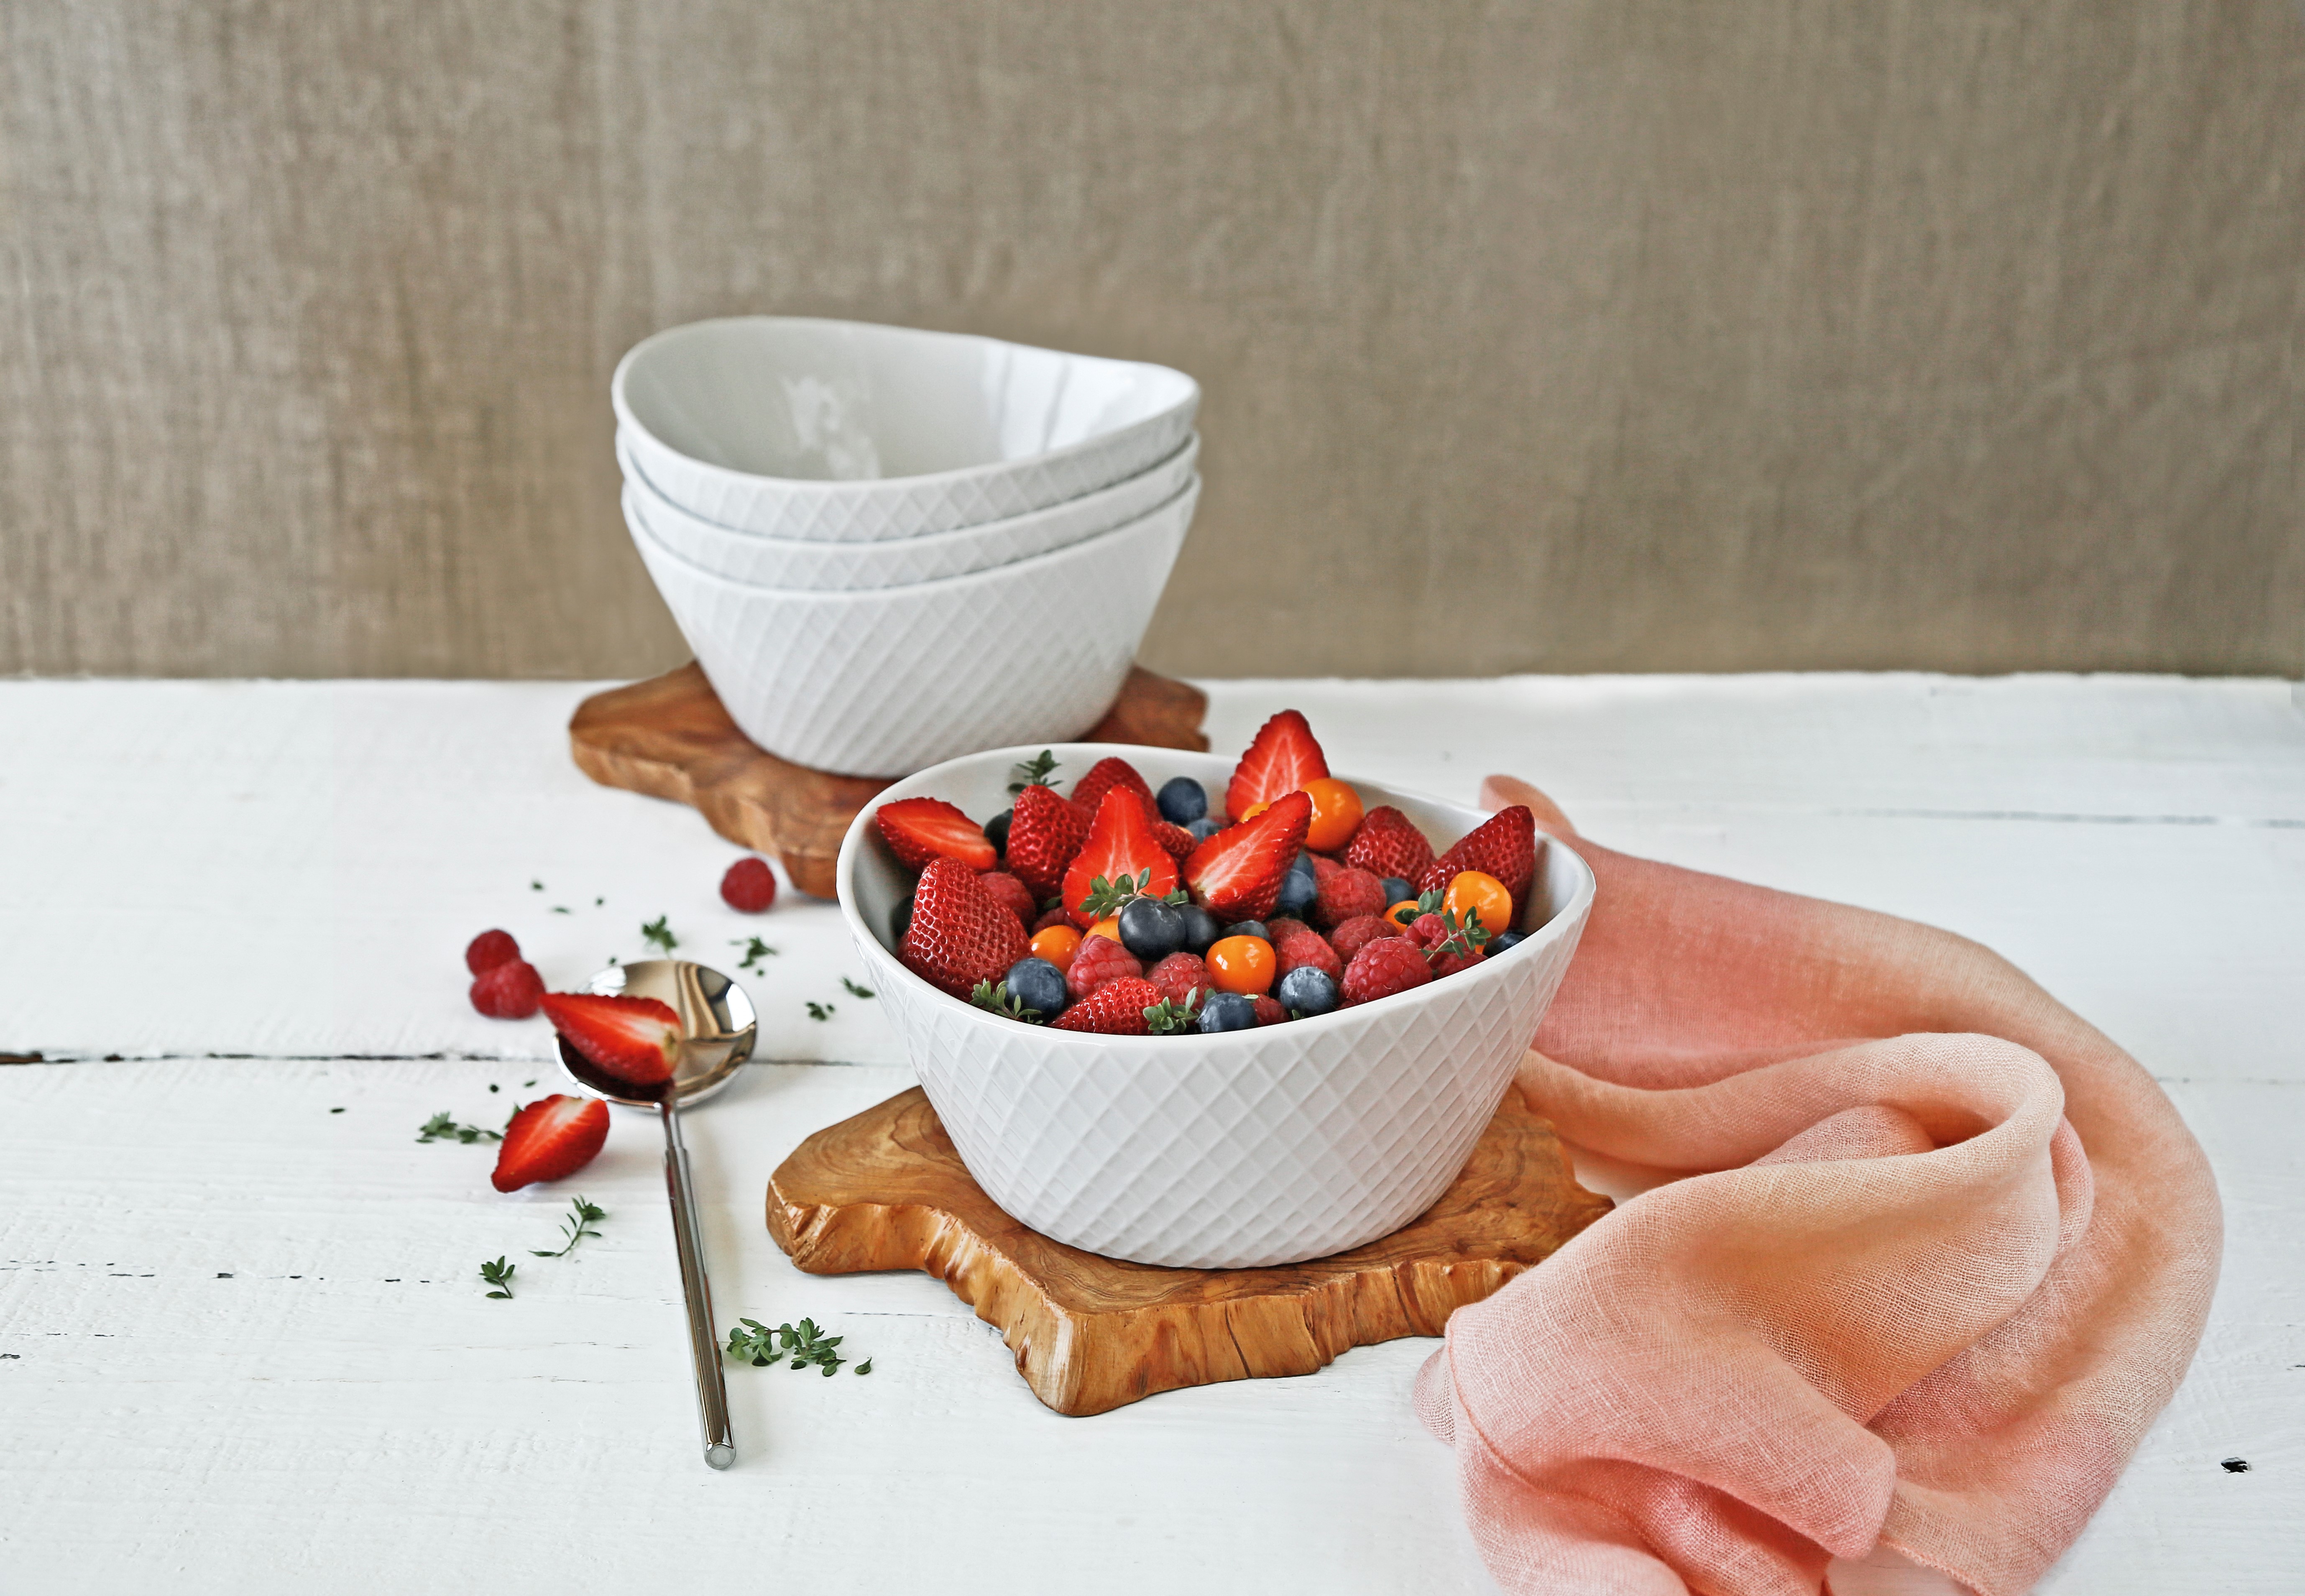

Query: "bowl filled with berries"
left=834, top=710, right=1597, bottom=1268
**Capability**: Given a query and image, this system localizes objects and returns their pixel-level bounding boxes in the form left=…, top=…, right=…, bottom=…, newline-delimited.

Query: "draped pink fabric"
left=1415, top=779, right=2221, bottom=1596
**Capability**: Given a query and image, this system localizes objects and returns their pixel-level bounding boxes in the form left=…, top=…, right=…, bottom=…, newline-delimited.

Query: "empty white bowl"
left=613, top=317, right=1199, bottom=542
left=619, top=429, right=1200, bottom=592
left=836, top=745, right=1597, bottom=1268
left=628, top=480, right=1199, bottom=777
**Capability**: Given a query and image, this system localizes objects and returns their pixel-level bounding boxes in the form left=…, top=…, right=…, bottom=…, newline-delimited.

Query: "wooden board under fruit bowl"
left=567, top=662, right=1209, bottom=899
left=766, top=1085, right=1612, bottom=1416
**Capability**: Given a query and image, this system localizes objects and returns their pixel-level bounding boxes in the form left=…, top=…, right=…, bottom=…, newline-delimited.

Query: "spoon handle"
left=662, top=1099, right=736, bottom=1469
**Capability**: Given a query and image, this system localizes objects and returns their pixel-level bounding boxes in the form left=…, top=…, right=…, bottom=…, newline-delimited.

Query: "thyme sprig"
left=840, top=976, right=874, bottom=999
left=731, top=936, right=779, bottom=972
left=725, top=1316, right=869, bottom=1376
left=479, top=1257, right=517, bottom=1299
left=1077, top=869, right=1189, bottom=921
left=1007, top=749, right=1060, bottom=794
left=417, top=1111, right=503, bottom=1145
left=641, top=915, right=678, bottom=955
left=971, top=979, right=1045, bottom=1023
left=530, top=1197, right=607, bottom=1259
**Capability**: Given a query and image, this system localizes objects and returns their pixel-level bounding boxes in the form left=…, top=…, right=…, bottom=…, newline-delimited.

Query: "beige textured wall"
left=3, top=2, right=2300, bottom=679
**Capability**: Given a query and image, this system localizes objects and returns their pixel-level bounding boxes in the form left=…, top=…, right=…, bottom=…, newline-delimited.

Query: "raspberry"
left=1252, top=995, right=1288, bottom=1026
left=1328, top=914, right=1401, bottom=967
left=1429, top=942, right=1487, bottom=979
left=465, top=929, right=520, bottom=975
left=470, top=958, right=544, bottom=1019
left=975, top=870, right=1037, bottom=928
left=720, top=857, right=777, bottom=913
left=1066, top=935, right=1143, bottom=1000
left=1265, top=917, right=1311, bottom=943
left=1310, top=854, right=1342, bottom=881
left=1147, top=951, right=1211, bottom=1010
left=1341, top=937, right=1434, bottom=1006
left=1032, top=904, right=1073, bottom=933
left=1274, top=928, right=1341, bottom=981
left=1407, top=911, right=1449, bottom=948
left=1312, top=867, right=1389, bottom=929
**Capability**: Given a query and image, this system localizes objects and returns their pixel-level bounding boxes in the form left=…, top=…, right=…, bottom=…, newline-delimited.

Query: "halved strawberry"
left=1225, top=710, right=1329, bottom=824
left=1061, top=788, right=1181, bottom=927
left=1004, top=783, right=1088, bottom=902
left=874, top=796, right=997, bottom=872
left=539, top=993, right=681, bottom=1086
left=901, top=856, right=1031, bottom=999
left=1069, top=756, right=1153, bottom=820
left=1418, top=805, right=1538, bottom=909
left=1184, top=790, right=1312, bottom=921
left=491, top=1093, right=611, bottom=1192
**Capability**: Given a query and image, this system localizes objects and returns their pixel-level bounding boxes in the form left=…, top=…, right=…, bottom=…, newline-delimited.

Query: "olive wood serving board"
left=766, top=1084, right=1612, bottom=1415
left=567, top=662, right=1209, bottom=899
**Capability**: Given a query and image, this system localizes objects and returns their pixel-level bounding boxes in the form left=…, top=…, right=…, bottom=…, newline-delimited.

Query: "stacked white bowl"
left=612, top=317, right=1201, bottom=777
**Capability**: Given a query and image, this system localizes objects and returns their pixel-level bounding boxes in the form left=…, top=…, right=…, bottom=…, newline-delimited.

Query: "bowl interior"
left=617, top=318, right=1197, bottom=483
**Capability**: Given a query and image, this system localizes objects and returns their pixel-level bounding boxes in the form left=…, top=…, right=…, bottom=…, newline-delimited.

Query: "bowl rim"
left=611, top=315, right=1201, bottom=497
left=835, top=741, right=1597, bottom=1055
left=625, top=475, right=1200, bottom=602
left=619, top=427, right=1200, bottom=554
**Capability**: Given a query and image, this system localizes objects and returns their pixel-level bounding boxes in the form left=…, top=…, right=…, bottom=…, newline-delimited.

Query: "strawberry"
left=1274, top=928, right=1341, bottom=981
left=1252, top=995, right=1289, bottom=1026
left=1311, top=866, right=1389, bottom=929
left=1146, top=950, right=1210, bottom=1009
left=1327, top=914, right=1401, bottom=967
left=491, top=1093, right=611, bottom=1192
left=720, top=857, right=777, bottom=912
left=1004, top=784, right=1089, bottom=902
left=1183, top=791, right=1312, bottom=922
left=1342, top=806, right=1436, bottom=883
left=465, top=929, right=520, bottom=975
left=875, top=796, right=998, bottom=873
left=1062, top=788, right=1180, bottom=927
left=1151, top=813, right=1200, bottom=861
left=539, top=992, right=681, bottom=1086
left=1070, top=756, right=1153, bottom=820
left=1066, top=934, right=1143, bottom=999
left=900, top=857, right=1031, bottom=999
left=1225, top=710, right=1329, bottom=823
left=975, top=869, right=1038, bottom=929
left=1418, top=806, right=1538, bottom=908
left=1051, top=976, right=1168, bottom=1034
left=470, top=958, right=544, bottom=1019
left=1341, top=937, right=1434, bottom=1006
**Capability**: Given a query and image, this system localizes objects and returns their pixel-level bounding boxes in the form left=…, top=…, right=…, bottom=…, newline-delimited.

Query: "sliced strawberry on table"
left=1004, top=783, right=1089, bottom=902
left=901, top=856, right=1032, bottom=999
left=1224, top=710, right=1329, bottom=824
left=1184, top=790, right=1312, bottom=922
left=1068, top=756, right=1153, bottom=820
left=539, top=992, right=682, bottom=1086
left=1342, top=805, right=1436, bottom=883
left=1061, top=788, right=1181, bottom=927
left=874, top=796, right=998, bottom=872
left=491, top=1093, right=611, bottom=1192
left=1417, top=805, right=1538, bottom=908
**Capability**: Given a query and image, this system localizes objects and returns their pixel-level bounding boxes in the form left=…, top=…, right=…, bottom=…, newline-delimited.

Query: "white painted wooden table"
left=2, top=676, right=2299, bottom=1594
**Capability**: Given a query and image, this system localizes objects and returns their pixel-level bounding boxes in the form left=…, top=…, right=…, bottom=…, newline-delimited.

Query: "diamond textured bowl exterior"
left=620, top=431, right=1199, bottom=590
left=613, top=317, right=1199, bottom=542
left=836, top=746, right=1597, bottom=1267
left=628, top=483, right=1198, bottom=779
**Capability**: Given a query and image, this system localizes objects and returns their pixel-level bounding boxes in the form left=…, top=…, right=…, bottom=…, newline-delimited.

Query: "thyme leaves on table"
left=732, top=936, right=778, bottom=972
left=418, top=1111, right=503, bottom=1145
left=805, top=1001, right=835, bottom=1021
left=840, top=976, right=874, bottom=1000
left=641, top=915, right=678, bottom=955
left=725, top=1317, right=869, bottom=1376
left=479, top=1257, right=517, bottom=1299
left=530, top=1197, right=607, bottom=1259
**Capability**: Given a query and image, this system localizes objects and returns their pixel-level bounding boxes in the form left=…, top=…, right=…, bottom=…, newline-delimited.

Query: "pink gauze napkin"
left=1414, top=779, right=2221, bottom=1596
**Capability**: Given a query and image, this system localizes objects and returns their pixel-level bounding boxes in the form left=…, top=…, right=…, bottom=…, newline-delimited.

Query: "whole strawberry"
left=1274, top=927, right=1342, bottom=981
left=1051, top=976, right=1167, bottom=1035
left=1150, top=813, right=1199, bottom=861
left=1311, top=866, right=1389, bottom=929
left=1146, top=951, right=1210, bottom=1010
left=1418, top=806, right=1538, bottom=909
left=1070, top=756, right=1153, bottom=819
left=470, top=958, right=544, bottom=1019
left=1005, top=784, right=1089, bottom=902
left=975, top=869, right=1038, bottom=928
left=901, top=857, right=1032, bottom=1000
left=1328, top=914, right=1401, bottom=967
left=1066, top=935, right=1143, bottom=1000
left=1343, top=806, right=1436, bottom=883
left=1341, top=937, right=1434, bottom=1006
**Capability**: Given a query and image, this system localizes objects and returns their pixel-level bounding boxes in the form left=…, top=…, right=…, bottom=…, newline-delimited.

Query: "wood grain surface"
left=767, top=1085, right=1612, bottom=1415
left=5, top=3, right=2301, bottom=680
left=567, top=662, right=1208, bottom=898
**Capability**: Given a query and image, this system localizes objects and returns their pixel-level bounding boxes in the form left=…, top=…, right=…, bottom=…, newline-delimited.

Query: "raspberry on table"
left=1341, top=937, right=1434, bottom=1006
left=1327, top=914, right=1400, bottom=967
left=1274, top=928, right=1342, bottom=981
left=1066, top=935, right=1144, bottom=1000
left=1312, top=867, right=1388, bottom=928
left=721, top=856, right=778, bottom=912
left=1147, top=951, right=1211, bottom=1010
left=470, top=958, right=544, bottom=1019
left=465, top=929, right=520, bottom=975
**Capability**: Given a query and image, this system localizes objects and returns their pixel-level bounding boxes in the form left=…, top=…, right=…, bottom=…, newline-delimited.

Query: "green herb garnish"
left=479, top=1257, right=517, bottom=1299
left=641, top=916, right=678, bottom=955
left=417, top=1111, right=503, bottom=1145
left=725, top=1316, right=864, bottom=1376
left=1077, top=869, right=1190, bottom=921
left=805, top=1001, right=834, bottom=1021
left=1143, top=994, right=1200, bottom=1034
left=840, top=976, right=874, bottom=999
left=731, top=936, right=779, bottom=972
left=970, top=979, right=1043, bottom=1023
left=530, top=1197, right=607, bottom=1259
left=1007, top=750, right=1061, bottom=795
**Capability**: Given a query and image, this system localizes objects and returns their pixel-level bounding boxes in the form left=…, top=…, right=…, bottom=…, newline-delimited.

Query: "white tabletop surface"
left=1, top=674, right=2298, bottom=1593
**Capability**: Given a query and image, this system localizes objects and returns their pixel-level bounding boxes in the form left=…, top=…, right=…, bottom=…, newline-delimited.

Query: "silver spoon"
left=556, top=959, right=755, bottom=1471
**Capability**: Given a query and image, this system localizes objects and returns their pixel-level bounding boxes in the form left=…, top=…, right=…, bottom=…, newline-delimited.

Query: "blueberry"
left=984, top=809, right=1012, bottom=854
left=1197, top=991, right=1259, bottom=1033
left=1380, top=876, right=1412, bottom=906
left=1117, top=896, right=1187, bottom=962
left=891, top=893, right=915, bottom=944
left=1004, top=956, right=1068, bottom=1019
left=1186, top=816, right=1224, bottom=842
left=1294, top=850, right=1317, bottom=876
left=1221, top=920, right=1269, bottom=943
left=1176, top=904, right=1223, bottom=955
left=1156, top=776, right=1209, bottom=825
left=1276, top=966, right=1339, bottom=1017
left=1487, top=930, right=1527, bottom=955
left=1274, top=869, right=1317, bottom=918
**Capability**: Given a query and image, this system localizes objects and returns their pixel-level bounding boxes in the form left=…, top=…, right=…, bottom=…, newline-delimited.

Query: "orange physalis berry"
left=1030, top=924, right=1084, bottom=973
left=1086, top=917, right=1122, bottom=947
left=1206, top=935, right=1277, bottom=996
left=1385, top=899, right=1422, bottom=930
left=1300, top=778, right=1364, bottom=853
left=1442, top=871, right=1515, bottom=941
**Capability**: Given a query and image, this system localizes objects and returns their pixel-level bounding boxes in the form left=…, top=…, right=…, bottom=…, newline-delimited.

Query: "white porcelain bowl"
left=620, top=429, right=1199, bottom=591
left=613, top=317, right=1199, bottom=542
left=628, top=481, right=1198, bottom=777
left=836, top=746, right=1597, bottom=1268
